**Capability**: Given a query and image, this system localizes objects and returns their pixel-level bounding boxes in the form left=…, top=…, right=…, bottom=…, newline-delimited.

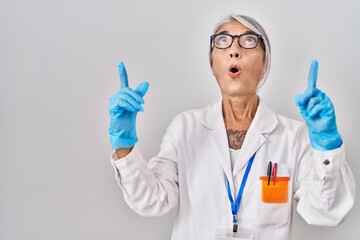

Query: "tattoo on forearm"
left=226, top=129, right=247, bottom=150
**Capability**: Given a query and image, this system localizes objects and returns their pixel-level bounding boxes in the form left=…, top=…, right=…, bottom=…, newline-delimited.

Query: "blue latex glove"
left=295, top=59, right=342, bottom=151
left=109, top=62, right=149, bottom=149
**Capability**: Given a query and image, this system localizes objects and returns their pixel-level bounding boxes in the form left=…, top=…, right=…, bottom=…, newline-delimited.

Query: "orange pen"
left=272, top=162, right=278, bottom=185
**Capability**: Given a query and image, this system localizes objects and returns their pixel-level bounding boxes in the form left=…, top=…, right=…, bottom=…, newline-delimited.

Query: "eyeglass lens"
left=213, top=34, right=259, bottom=49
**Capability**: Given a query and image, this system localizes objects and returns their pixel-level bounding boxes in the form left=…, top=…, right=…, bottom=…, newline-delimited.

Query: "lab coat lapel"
left=232, top=128, right=265, bottom=179
left=232, top=99, right=278, bottom=179
left=200, top=98, right=234, bottom=193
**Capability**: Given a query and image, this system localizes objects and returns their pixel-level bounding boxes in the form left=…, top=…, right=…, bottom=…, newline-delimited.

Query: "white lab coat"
left=111, top=98, right=355, bottom=240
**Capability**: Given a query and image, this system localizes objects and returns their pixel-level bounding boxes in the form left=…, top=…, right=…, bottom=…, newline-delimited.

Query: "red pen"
left=272, top=162, right=278, bottom=185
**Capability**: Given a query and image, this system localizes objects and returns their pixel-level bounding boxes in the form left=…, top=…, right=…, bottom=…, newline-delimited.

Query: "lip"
left=228, top=64, right=241, bottom=78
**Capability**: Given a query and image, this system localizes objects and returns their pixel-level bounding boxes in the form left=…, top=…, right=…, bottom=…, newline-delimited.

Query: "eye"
left=215, top=35, right=231, bottom=48
left=240, top=35, right=258, bottom=48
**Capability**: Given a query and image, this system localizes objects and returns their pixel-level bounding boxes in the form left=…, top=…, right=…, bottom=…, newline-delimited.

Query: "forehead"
left=215, top=20, right=252, bottom=35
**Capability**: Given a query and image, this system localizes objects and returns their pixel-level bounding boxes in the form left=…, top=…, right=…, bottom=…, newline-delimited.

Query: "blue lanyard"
left=226, top=152, right=256, bottom=230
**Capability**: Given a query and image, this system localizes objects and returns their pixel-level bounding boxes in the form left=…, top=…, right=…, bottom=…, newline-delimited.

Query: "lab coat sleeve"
left=110, top=126, right=179, bottom=217
left=293, top=125, right=356, bottom=227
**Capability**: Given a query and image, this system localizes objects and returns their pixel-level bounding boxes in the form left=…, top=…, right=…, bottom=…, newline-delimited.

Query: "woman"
left=108, top=14, right=355, bottom=240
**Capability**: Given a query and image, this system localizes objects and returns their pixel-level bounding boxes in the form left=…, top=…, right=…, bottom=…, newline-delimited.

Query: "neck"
left=222, top=94, right=259, bottom=128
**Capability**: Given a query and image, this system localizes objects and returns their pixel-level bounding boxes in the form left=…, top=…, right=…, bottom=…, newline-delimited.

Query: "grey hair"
left=210, top=14, right=271, bottom=88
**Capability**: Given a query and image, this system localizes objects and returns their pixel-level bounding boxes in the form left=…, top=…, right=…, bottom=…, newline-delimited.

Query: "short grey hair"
left=210, top=14, right=271, bottom=88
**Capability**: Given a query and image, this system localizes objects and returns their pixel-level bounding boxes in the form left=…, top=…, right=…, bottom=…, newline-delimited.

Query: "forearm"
left=295, top=145, right=356, bottom=226
left=111, top=146, right=179, bottom=216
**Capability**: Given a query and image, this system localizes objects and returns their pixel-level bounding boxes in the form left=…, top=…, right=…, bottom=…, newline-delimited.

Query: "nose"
left=229, top=39, right=241, bottom=59
left=230, top=52, right=240, bottom=58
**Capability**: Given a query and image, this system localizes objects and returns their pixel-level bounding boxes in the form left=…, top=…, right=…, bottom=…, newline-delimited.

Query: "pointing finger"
left=118, top=62, right=129, bottom=89
left=307, top=59, right=318, bottom=90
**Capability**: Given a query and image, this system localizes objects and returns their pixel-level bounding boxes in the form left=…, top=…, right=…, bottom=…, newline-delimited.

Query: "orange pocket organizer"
left=260, top=176, right=290, bottom=203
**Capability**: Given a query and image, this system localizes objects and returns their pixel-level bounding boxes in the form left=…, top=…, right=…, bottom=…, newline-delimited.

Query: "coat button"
left=323, top=159, right=330, bottom=165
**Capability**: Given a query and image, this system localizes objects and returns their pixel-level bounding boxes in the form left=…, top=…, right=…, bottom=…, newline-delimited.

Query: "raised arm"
left=294, top=60, right=355, bottom=226
left=109, top=62, right=149, bottom=159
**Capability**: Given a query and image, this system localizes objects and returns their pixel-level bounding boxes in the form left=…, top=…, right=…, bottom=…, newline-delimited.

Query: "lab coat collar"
left=200, top=97, right=278, bottom=190
left=200, top=97, right=277, bottom=133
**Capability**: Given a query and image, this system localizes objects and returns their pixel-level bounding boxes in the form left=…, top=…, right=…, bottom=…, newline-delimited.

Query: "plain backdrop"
left=0, top=0, right=359, bottom=239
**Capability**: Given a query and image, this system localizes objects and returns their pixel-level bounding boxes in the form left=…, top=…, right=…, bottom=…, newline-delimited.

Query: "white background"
left=0, top=0, right=359, bottom=239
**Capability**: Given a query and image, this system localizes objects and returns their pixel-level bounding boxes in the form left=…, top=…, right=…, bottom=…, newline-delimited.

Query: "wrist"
left=310, top=131, right=342, bottom=151
left=115, top=148, right=133, bottom=159
left=110, top=135, right=138, bottom=150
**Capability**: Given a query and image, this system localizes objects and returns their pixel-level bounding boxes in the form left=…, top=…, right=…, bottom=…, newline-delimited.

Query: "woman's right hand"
left=109, top=62, right=149, bottom=150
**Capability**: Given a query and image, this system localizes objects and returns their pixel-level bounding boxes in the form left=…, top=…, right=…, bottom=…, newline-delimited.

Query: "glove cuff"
left=110, top=135, right=138, bottom=150
left=310, top=131, right=343, bottom=151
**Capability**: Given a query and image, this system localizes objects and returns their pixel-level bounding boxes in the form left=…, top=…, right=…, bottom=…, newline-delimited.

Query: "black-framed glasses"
left=210, top=33, right=263, bottom=50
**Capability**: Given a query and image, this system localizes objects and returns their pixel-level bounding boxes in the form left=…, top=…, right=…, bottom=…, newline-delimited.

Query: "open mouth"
left=228, top=65, right=241, bottom=78
left=230, top=67, right=239, bottom=73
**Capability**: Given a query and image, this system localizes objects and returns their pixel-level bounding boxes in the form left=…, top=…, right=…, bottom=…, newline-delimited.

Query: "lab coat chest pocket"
left=256, top=163, right=291, bottom=227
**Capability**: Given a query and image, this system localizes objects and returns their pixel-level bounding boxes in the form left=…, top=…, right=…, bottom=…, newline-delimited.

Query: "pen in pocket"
left=272, top=162, right=277, bottom=185
left=267, top=161, right=272, bottom=186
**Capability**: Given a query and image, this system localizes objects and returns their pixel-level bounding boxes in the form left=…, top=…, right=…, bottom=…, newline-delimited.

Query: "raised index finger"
left=118, top=62, right=129, bottom=89
left=307, top=59, right=318, bottom=90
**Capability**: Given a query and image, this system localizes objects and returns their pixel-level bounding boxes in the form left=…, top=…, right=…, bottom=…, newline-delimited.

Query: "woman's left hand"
left=295, top=59, right=343, bottom=151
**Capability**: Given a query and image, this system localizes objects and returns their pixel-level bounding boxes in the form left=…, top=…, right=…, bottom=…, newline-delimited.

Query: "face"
left=211, top=20, right=265, bottom=97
